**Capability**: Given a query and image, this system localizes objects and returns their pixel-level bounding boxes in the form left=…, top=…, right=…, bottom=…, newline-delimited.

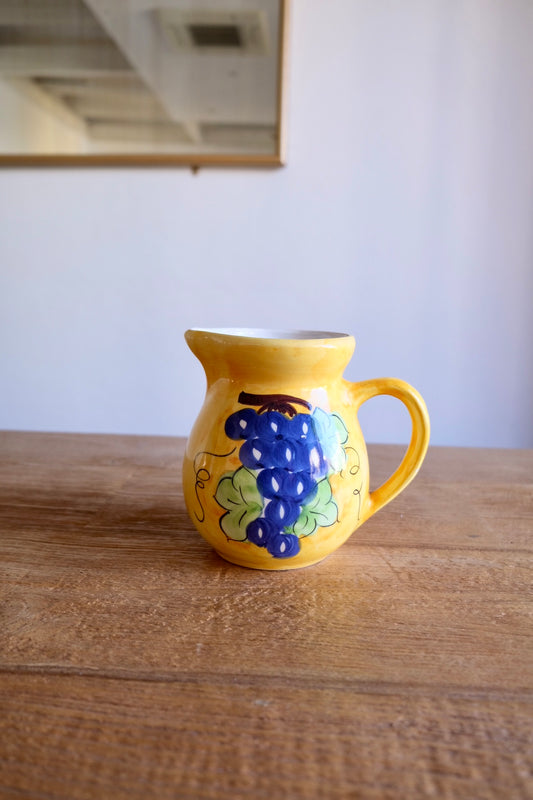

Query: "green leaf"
left=332, top=414, right=349, bottom=445
left=290, top=478, right=339, bottom=538
left=215, top=467, right=263, bottom=541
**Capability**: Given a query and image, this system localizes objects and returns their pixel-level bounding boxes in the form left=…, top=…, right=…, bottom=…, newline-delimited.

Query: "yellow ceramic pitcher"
left=183, top=328, right=430, bottom=570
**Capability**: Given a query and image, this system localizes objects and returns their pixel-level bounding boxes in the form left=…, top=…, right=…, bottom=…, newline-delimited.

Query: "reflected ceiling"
left=0, top=0, right=285, bottom=163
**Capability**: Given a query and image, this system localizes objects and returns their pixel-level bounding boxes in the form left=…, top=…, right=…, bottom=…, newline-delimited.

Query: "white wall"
left=1, top=0, right=532, bottom=448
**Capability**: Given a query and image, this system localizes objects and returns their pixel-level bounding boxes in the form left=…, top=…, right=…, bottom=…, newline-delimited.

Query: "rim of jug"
left=188, top=328, right=350, bottom=340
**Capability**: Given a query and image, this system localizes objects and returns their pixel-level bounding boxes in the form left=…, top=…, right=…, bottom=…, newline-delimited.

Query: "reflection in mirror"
left=0, top=0, right=288, bottom=166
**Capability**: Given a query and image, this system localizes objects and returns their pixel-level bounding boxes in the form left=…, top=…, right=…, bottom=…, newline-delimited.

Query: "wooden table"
left=1, top=432, right=532, bottom=799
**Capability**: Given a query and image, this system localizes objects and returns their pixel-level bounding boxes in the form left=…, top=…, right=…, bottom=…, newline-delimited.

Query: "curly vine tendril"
left=341, top=446, right=362, bottom=521
left=193, top=448, right=236, bottom=522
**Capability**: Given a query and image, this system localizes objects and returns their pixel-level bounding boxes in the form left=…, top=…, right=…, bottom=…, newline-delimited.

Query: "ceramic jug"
left=183, top=328, right=430, bottom=570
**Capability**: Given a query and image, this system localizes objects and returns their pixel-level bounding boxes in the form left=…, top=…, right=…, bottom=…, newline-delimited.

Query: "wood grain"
left=1, top=431, right=532, bottom=799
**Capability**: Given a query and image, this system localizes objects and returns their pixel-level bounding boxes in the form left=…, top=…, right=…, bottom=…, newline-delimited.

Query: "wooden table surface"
left=1, top=431, right=532, bottom=800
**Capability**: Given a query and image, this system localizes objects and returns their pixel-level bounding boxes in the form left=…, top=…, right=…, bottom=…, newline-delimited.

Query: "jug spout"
left=184, top=328, right=214, bottom=368
left=184, top=328, right=235, bottom=386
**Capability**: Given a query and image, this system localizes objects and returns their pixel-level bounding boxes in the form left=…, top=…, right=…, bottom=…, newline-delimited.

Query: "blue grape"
left=239, top=438, right=274, bottom=470
left=255, top=411, right=288, bottom=441
left=267, top=532, right=301, bottom=558
left=247, top=517, right=276, bottom=547
left=283, top=470, right=317, bottom=503
left=272, top=438, right=309, bottom=470
left=290, top=413, right=318, bottom=443
left=256, top=467, right=287, bottom=499
left=264, top=497, right=300, bottom=527
left=225, top=408, right=258, bottom=440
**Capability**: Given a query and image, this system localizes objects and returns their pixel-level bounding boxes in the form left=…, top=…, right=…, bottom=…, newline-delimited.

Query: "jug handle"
left=349, top=378, right=430, bottom=521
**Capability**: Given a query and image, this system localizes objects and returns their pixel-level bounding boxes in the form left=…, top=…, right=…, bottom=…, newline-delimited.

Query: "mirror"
left=0, top=0, right=288, bottom=167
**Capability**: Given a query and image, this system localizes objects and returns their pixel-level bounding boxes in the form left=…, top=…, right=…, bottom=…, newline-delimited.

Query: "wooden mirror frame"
left=0, top=0, right=289, bottom=168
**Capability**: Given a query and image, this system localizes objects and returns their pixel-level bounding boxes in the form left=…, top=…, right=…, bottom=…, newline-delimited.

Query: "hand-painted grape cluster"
left=215, top=394, right=349, bottom=559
